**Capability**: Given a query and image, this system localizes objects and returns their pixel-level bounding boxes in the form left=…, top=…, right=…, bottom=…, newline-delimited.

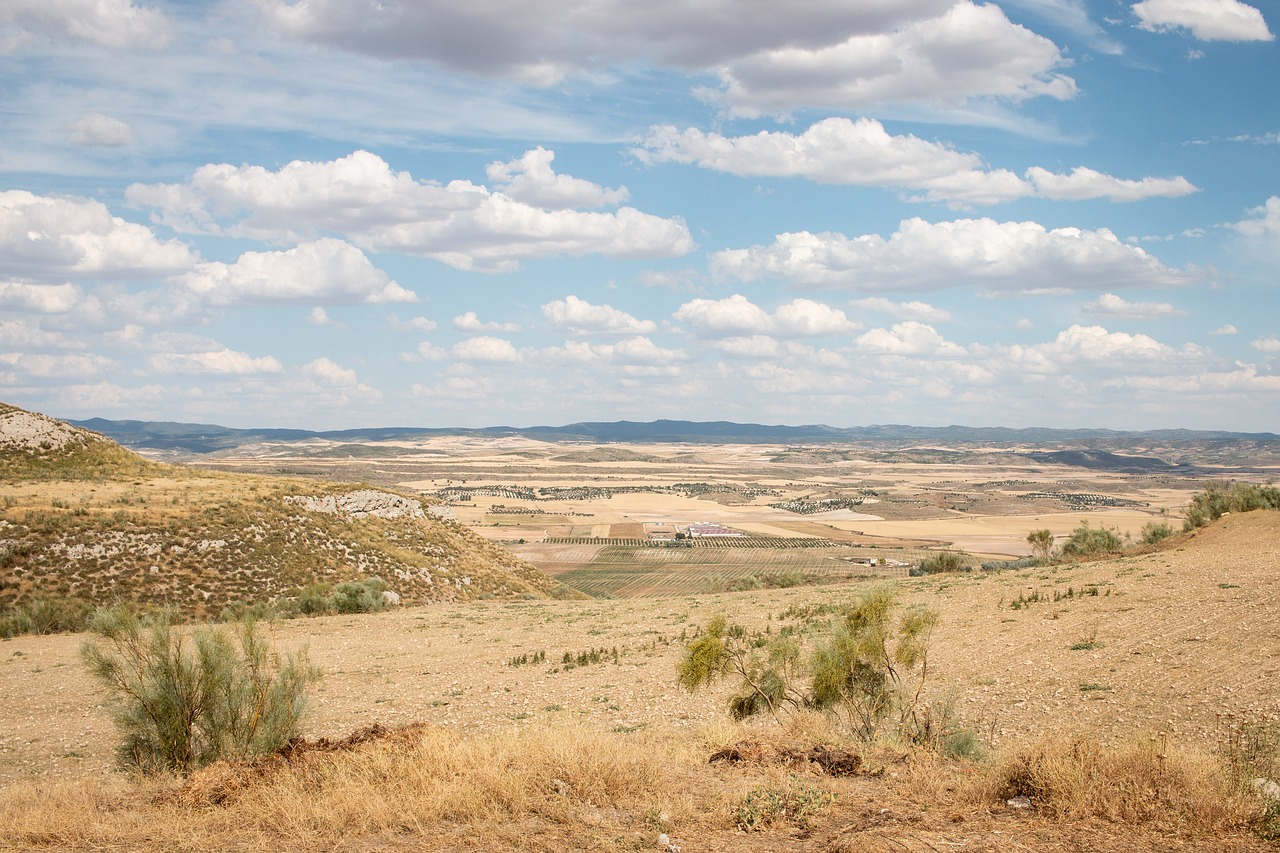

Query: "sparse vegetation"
left=1060, top=521, right=1125, bottom=558
left=911, top=549, right=972, bottom=575
left=1185, top=480, right=1280, bottom=530
left=1027, top=528, right=1053, bottom=561
left=80, top=608, right=320, bottom=773
left=680, top=589, right=945, bottom=745
left=1140, top=520, right=1175, bottom=545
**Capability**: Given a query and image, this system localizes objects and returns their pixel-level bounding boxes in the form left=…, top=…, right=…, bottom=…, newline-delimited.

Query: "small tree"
left=81, top=608, right=320, bottom=774
left=1027, top=529, right=1053, bottom=561
left=677, top=615, right=806, bottom=722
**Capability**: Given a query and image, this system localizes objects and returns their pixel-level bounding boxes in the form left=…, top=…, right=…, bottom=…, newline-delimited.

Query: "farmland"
left=181, top=432, right=1268, bottom=597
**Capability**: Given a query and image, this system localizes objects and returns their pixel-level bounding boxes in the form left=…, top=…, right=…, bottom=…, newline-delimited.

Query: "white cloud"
left=703, top=2, right=1077, bottom=116
left=1133, top=0, right=1273, bottom=41
left=1252, top=336, right=1280, bottom=353
left=452, top=311, right=520, bottom=333
left=306, top=307, right=345, bottom=327
left=1210, top=324, right=1239, bottom=335
left=542, top=295, right=656, bottom=335
left=301, top=357, right=360, bottom=386
left=638, top=119, right=1196, bottom=206
left=774, top=299, right=862, bottom=336
left=674, top=294, right=859, bottom=337
left=413, top=341, right=449, bottom=361
left=1083, top=293, right=1187, bottom=319
left=388, top=314, right=438, bottom=333
left=0, top=351, right=113, bottom=379
left=128, top=150, right=694, bottom=273
left=0, top=281, right=81, bottom=313
left=452, top=336, right=521, bottom=363
left=712, top=335, right=784, bottom=358
left=851, top=297, right=951, bottom=322
left=181, top=238, right=416, bottom=306
left=65, top=112, right=132, bottom=147
left=148, top=348, right=283, bottom=375
left=485, top=147, right=628, bottom=210
left=1228, top=196, right=1280, bottom=237
left=252, top=0, right=1078, bottom=115
left=543, top=336, right=687, bottom=365
left=673, top=294, right=775, bottom=336
left=855, top=321, right=965, bottom=356
left=0, top=190, right=195, bottom=282
left=712, top=218, right=1197, bottom=292
left=0, top=0, right=170, bottom=51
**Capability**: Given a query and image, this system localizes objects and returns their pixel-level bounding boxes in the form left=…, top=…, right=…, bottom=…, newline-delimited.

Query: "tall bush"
left=1060, top=521, right=1124, bottom=558
left=80, top=608, right=320, bottom=773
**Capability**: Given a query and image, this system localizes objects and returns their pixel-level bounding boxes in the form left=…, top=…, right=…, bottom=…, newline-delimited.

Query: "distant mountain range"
left=70, top=416, right=1280, bottom=459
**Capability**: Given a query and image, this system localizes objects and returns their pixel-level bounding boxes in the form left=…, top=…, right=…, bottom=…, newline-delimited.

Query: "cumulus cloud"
left=0, top=190, right=195, bottom=282
left=1083, top=293, right=1187, bottom=319
left=711, top=335, right=784, bottom=358
left=1252, top=336, right=1280, bottom=352
left=486, top=147, right=628, bottom=210
left=127, top=150, right=694, bottom=273
left=452, top=311, right=520, bottom=333
left=855, top=321, right=965, bottom=356
left=1133, top=0, right=1273, bottom=41
left=65, top=113, right=132, bottom=147
left=181, top=238, right=416, bottom=306
left=542, top=295, right=656, bottom=335
left=543, top=336, right=687, bottom=365
left=704, top=2, right=1076, bottom=115
left=452, top=336, right=521, bottom=363
left=0, top=0, right=170, bottom=51
left=1228, top=196, right=1280, bottom=236
left=0, top=351, right=113, bottom=379
left=0, top=281, right=81, bottom=313
left=712, top=218, right=1197, bottom=293
left=637, top=119, right=1196, bottom=205
left=674, top=294, right=860, bottom=337
left=301, top=357, right=361, bottom=386
left=306, top=307, right=344, bottom=327
left=851, top=297, right=952, bottom=322
left=148, top=348, right=283, bottom=375
left=388, top=314, right=438, bottom=333
left=252, top=0, right=1075, bottom=114
left=1210, top=324, right=1239, bottom=335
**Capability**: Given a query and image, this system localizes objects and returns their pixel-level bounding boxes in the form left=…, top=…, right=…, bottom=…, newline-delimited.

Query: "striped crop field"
left=546, top=544, right=919, bottom=598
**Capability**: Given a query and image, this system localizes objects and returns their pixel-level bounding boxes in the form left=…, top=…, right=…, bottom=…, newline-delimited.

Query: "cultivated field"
left=185, top=434, right=1261, bottom=597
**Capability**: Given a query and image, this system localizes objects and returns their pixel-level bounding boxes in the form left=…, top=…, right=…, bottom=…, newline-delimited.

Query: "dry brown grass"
left=2, top=720, right=1275, bottom=853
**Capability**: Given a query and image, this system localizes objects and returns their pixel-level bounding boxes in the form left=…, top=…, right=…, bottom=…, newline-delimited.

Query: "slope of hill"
left=0, top=404, right=578, bottom=620
left=2, top=512, right=1279, bottom=851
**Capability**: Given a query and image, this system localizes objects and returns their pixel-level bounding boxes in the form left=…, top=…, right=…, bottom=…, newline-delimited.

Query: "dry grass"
left=2, top=720, right=1275, bottom=853
left=976, top=733, right=1258, bottom=830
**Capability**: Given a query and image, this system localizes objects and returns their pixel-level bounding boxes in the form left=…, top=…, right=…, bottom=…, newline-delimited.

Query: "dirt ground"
left=4, top=511, right=1278, bottom=789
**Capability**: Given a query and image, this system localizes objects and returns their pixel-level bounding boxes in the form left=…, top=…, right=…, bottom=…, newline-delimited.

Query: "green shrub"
left=914, top=550, right=972, bottom=575
left=1060, top=521, right=1124, bottom=558
left=1026, top=529, right=1053, bottom=561
left=680, top=588, right=941, bottom=743
left=293, top=583, right=333, bottom=616
left=1140, top=521, right=1175, bottom=545
left=1184, top=481, right=1280, bottom=530
left=80, top=608, right=320, bottom=774
left=329, top=577, right=388, bottom=614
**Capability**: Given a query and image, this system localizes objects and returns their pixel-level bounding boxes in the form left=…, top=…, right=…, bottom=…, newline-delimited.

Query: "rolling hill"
left=0, top=403, right=578, bottom=621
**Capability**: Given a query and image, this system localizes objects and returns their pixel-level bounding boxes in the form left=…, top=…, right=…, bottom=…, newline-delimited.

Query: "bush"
left=914, top=550, right=972, bottom=575
left=1060, top=521, right=1124, bottom=558
left=1140, top=521, right=1175, bottom=545
left=1185, top=481, right=1280, bottom=530
left=1026, top=529, right=1053, bottom=561
left=679, top=588, right=941, bottom=743
left=80, top=608, right=320, bottom=773
left=0, top=595, right=94, bottom=638
left=293, top=583, right=333, bottom=616
left=329, top=577, right=388, bottom=614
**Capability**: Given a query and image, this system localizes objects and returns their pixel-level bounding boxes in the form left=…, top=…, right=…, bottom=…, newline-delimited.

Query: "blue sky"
left=1, top=0, right=1278, bottom=431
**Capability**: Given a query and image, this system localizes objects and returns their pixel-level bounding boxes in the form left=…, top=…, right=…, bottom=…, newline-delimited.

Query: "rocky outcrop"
left=284, top=490, right=427, bottom=520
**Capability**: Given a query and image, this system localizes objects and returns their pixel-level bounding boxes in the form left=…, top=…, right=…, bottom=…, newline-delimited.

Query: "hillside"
left=2, top=511, right=1279, bottom=851
left=0, top=404, right=578, bottom=620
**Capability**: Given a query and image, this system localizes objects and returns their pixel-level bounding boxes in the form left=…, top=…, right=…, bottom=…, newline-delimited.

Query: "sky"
left=1, top=0, right=1278, bottom=432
